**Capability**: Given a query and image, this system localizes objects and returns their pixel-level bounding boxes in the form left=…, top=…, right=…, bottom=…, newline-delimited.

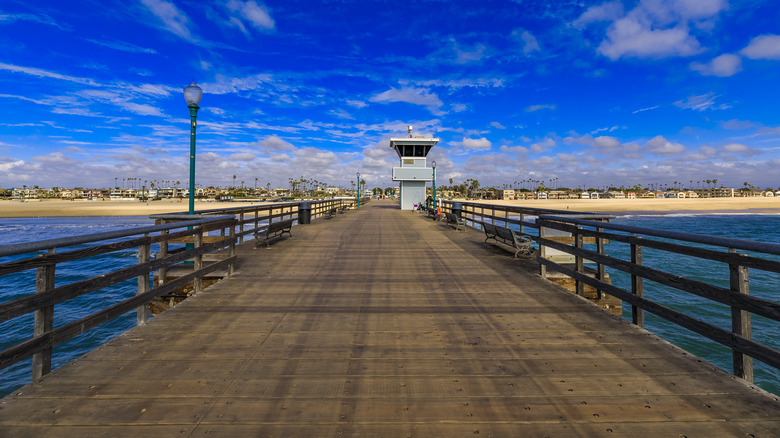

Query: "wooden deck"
left=2, top=200, right=780, bottom=436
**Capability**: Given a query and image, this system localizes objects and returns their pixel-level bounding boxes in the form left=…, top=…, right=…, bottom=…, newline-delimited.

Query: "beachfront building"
left=695, top=187, right=735, bottom=198
left=390, top=132, right=439, bottom=210
left=497, top=189, right=516, bottom=200
left=602, top=191, right=625, bottom=199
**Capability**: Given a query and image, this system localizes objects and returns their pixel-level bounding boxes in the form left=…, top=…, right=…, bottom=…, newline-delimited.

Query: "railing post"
left=228, top=221, right=236, bottom=277
left=32, top=248, right=55, bottom=380
left=137, top=236, right=150, bottom=325
left=630, top=234, right=644, bottom=328
left=729, top=248, right=753, bottom=382
left=239, top=211, right=245, bottom=244
left=158, top=227, right=168, bottom=286
left=519, top=213, right=525, bottom=234
left=596, top=225, right=605, bottom=299
left=575, top=225, right=584, bottom=296
left=538, top=222, right=547, bottom=278
left=194, top=227, right=203, bottom=295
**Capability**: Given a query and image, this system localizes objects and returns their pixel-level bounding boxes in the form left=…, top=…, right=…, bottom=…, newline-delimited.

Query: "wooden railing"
left=0, top=215, right=238, bottom=382
left=162, top=197, right=366, bottom=244
left=437, top=199, right=780, bottom=383
left=0, top=197, right=365, bottom=386
left=534, top=214, right=780, bottom=383
left=438, top=199, right=573, bottom=236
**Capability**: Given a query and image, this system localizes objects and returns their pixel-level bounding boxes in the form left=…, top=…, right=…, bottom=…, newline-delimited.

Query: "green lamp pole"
left=356, top=172, right=360, bottom=209
left=432, top=160, right=437, bottom=215
left=183, top=81, right=203, bottom=215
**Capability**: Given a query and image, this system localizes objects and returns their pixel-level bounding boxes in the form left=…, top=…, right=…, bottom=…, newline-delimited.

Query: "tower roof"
left=389, top=137, right=439, bottom=159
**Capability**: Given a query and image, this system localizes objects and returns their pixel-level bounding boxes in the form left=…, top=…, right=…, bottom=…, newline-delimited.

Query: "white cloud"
left=530, top=138, right=555, bottom=153
left=0, top=62, right=99, bottom=86
left=674, top=93, right=730, bottom=111
left=512, top=29, right=540, bottom=54
left=722, top=143, right=749, bottom=153
left=598, top=18, right=702, bottom=60
left=427, top=38, right=490, bottom=65
left=525, top=104, right=556, bottom=112
left=740, top=34, right=780, bottom=60
left=140, top=0, right=195, bottom=41
left=646, top=135, right=686, bottom=156
left=346, top=99, right=367, bottom=108
left=258, top=134, right=295, bottom=151
left=461, top=138, right=492, bottom=150
left=584, top=0, right=728, bottom=60
left=230, top=152, right=256, bottom=161
left=119, top=102, right=164, bottom=116
left=500, top=145, right=529, bottom=153
left=490, top=121, right=506, bottom=129
left=0, top=159, right=25, bottom=171
left=690, top=54, right=742, bottom=77
left=572, top=1, right=624, bottom=28
left=226, top=0, right=275, bottom=36
left=370, top=87, right=443, bottom=112
left=632, top=105, right=660, bottom=114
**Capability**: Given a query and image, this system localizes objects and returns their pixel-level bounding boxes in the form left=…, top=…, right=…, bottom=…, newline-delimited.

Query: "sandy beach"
left=474, top=197, right=780, bottom=214
left=0, top=199, right=267, bottom=218
left=1, top=196, right=780, bottom=217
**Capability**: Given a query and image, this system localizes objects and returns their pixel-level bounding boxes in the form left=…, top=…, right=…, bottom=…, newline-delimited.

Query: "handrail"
left=534, top=213, right=780, bottom=385
left=0, top=197, right=361, bottom=393
left=0, top=215, right=235, bottom=258
left=0, top=215, right=238, bottom=388
left=538, top=214, right=780, bottom=256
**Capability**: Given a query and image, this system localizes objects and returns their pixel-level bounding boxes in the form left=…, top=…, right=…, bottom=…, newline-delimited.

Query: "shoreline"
left=1, top=197, right=779, bottom=218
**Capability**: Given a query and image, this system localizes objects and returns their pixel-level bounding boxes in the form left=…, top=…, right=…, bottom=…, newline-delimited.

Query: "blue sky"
left=2, top=0, right=780, bottom=191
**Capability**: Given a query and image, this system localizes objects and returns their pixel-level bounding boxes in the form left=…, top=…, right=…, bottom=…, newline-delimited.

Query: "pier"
left=1, top=199, right=780, bottom=436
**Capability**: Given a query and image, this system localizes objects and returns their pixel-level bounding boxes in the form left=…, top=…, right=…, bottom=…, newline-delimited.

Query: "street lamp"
left=432, top=160, right=437, bottom=216
left=356, top=172, right=360, bottom=209
left=183, top=81, right=203, bottom=215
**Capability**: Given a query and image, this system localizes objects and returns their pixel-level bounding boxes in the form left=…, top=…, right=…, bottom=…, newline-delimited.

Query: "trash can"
left=298, top=201, right=311, bottom=224
left=451, top=202, right=463, bottom=218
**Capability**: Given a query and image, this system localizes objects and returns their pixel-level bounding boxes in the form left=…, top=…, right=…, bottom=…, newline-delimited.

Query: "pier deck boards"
left=2, top=200, right=780, bottom=436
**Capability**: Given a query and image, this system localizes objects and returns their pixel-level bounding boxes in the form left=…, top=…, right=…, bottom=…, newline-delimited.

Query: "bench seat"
left=444, top=212, right=466, bottom=231
left=254, top=218, right=294, bottom=248
left=481, top=221, right=533, bottom=258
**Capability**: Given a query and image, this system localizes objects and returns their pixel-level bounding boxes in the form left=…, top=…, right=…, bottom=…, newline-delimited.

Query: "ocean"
left=1, top=214, right=779, bottom=398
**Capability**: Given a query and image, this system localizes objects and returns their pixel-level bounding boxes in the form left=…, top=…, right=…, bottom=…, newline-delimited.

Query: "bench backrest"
left=495, top=226, right=516, bottom=242
left=268, top=219, right=294, bottom=233
left=482, top=222, right=497, bottom=235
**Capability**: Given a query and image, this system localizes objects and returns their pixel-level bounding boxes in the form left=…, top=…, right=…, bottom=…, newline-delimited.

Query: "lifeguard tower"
left=390, top=126, right=439, bottom=210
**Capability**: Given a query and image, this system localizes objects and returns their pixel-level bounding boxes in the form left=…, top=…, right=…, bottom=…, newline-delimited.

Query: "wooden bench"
left=444, top=212, right=466, bottom=231
left=324, top=208, right=337, bottom=219
left=481, top=222, right=534, bottom=258
left=337, top=205, right=348, bottom=214
left=254, top=218, right=294, bottom=248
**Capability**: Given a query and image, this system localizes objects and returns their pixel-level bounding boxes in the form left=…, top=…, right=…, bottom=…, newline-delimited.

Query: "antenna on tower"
left=407, top=125, right=413, bottom=138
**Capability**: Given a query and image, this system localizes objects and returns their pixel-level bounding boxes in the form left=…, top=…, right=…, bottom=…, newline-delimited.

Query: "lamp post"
left=183, top=81, right=203, bottom=215
left=432, top=160, right=437, bottom=215
left=356, top=172, right=360, bottom=209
